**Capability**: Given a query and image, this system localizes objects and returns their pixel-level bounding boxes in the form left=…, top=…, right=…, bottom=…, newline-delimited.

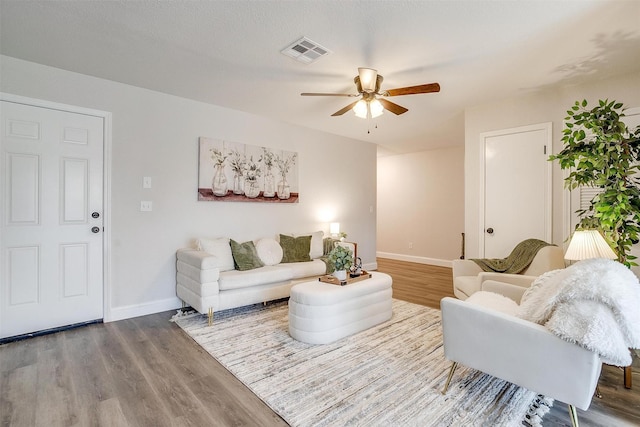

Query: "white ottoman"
left=288, top=272, right=393, bottom=344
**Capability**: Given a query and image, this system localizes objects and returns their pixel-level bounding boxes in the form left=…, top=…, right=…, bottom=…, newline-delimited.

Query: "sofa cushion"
left=280, top=259, right=327, bottom=279
left=196, top=237, right=235, bottom=271
left=279, top=234, right=312, bottom=263
left=255, top=237, right=283, bottom=266
left=293, top=231, right=324, bottom=259
left=218, top=266, right=293, bottom=290
left=230, top=240, right=265, bottom=271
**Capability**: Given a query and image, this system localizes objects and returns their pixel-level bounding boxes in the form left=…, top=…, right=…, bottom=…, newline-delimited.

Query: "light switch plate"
left=140, top=201, right=153, bottom=211
left=143, top=177, right=152, bottom=188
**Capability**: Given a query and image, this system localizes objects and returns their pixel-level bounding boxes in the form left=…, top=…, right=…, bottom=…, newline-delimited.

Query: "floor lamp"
left=565, top=230, right=633, bottom=389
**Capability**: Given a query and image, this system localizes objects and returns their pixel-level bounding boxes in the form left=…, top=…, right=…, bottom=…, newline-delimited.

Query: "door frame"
left=1, top=92, right=114, bottom=322
left=478, top=122, right=552, bottom=257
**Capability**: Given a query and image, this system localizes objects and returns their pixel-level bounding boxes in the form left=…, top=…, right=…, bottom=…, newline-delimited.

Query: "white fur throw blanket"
left=517, top=258, right=640, bottom=366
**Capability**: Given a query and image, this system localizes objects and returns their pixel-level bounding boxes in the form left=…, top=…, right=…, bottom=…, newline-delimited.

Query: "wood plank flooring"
left=0, top=257, right=638, bottom=426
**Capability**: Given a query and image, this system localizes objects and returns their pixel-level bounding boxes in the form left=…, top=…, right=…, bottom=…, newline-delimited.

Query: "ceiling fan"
left=301, top=68, right=440, bottom=118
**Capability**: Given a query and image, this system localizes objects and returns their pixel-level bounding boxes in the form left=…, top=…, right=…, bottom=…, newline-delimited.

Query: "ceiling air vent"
left=281, top=37, right=331, bottom=64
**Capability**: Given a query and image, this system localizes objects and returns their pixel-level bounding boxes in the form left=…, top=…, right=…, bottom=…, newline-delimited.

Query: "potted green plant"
left=328, top=244, right=354, bottom=281
left=549, top=99, right=640, bottom=267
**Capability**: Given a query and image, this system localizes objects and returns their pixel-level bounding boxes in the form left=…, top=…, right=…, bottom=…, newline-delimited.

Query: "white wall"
left=377, top=146, right=464, bottom=266
left=0, top=56, right=377, bottom=321
left=464, top=71, right=640, bottom=259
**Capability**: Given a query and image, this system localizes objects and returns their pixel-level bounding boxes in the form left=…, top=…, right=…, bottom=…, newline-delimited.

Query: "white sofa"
left=176, top=232, right=354, bottom=324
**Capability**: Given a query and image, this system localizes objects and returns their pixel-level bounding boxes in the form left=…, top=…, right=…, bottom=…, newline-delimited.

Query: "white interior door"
left=481, top=123, right=552, bottom=258
left=1, top=100, right=104, bottom=339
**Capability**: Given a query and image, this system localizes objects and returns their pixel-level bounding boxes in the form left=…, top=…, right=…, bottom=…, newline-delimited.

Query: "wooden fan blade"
left=301, top=93, right=358, bottom=97
left=331, top=101, right=360, bottom=116
left=384, top=83, right=440, bottom=97
left=378, top=98, right=408, bottom=115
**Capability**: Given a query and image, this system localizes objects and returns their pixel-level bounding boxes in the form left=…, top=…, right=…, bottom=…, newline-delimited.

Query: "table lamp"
left=564, top=229, right=617, bottom=261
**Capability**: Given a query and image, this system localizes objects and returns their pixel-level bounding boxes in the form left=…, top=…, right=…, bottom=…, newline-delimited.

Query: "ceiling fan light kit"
left=301, top=68, right=440, bottom=118
left=357, top=67, right=379, bottom=92
left=353, top=98, right=384, bottom=119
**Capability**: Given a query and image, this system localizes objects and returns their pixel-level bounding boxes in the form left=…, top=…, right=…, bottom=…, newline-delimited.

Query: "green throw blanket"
left=471, top=239, right=554, bottom=273
left=320, top=237, right=341, bottom=274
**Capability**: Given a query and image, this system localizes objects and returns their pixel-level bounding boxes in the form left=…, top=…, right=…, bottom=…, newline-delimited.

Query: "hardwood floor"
left=1, top=257, right=639, bottom=426
left=0, top=311, right=287, bottom=427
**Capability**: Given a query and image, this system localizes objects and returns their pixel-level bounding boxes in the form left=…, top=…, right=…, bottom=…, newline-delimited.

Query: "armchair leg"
left=442, top=362, right=458, bottom=395
left=568, top=404, right=579, bottom=427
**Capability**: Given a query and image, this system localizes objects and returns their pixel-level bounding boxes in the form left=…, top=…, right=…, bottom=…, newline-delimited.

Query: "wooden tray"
left=318, top=271, right=371, bottom=286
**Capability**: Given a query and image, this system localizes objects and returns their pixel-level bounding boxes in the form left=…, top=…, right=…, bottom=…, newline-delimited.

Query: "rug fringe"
left=523, top=394, right=554, bottom=427
left=169, top=309, right=198, bottom=322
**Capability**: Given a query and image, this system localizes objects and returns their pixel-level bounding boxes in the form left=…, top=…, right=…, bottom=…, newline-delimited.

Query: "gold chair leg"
left=595, top=385, right=602, bottom=399
left=207, top=307, right=214, bottom=326
left=568, top=404, right=579, bottom=427
left=442, top=362, right=458, bottom=395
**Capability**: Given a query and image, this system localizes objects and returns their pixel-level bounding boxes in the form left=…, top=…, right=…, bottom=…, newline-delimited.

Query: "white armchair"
left=441, top=287, right=602, bottom=427
left=452, top=245, right=565, bottom=300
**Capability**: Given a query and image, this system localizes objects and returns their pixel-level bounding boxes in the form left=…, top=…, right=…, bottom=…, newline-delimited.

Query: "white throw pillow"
left=196, top=237, right=235, bottom=271
left=255, top=238, right=283, bottom=266
left=292, top=230, right=324, bottom=259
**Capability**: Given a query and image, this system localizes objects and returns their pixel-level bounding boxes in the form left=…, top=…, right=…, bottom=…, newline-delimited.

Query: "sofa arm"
left=477, top=272, right=536, bottom=288
left=452, top=259, right=483, bottom=278
left=481, top=280, right=528, bottom=303
left=177, top=248, right=223, bottom=270
left=440, top=297, right=601, bottom=410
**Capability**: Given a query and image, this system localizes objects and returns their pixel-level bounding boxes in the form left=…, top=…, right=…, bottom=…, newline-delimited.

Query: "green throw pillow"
left=230, top=239, right=265, bottom=271
left=279, top=234, right=312, bottom=263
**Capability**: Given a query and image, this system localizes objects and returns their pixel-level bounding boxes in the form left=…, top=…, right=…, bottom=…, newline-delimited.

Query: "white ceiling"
left=1, top=0, right=640, bottom=155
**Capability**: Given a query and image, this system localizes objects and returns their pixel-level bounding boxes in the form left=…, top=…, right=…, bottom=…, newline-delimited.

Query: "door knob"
left=92, top=212, right=100, bottom=219
left=486, top=227, right=494, bottom=234
left=91, top=226, right=100, bottom=234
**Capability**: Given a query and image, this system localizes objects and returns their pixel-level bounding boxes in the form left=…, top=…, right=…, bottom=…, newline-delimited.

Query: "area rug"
left=174, top=299, right=552, bottom=426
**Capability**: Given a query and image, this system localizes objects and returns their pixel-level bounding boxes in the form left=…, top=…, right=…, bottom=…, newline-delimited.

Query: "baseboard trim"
left=376, top=252, right=452, bottom=268
left=107, top=297, right=183, bottom=322
left=363, top=261, right=378, bottom=271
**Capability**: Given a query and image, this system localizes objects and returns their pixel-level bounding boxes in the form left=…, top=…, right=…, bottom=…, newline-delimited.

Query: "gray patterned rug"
left=174, top=299, right=551, bottom=426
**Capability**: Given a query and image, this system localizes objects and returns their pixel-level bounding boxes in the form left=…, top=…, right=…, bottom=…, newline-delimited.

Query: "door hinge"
left=543, top=145, right=547, bottom=155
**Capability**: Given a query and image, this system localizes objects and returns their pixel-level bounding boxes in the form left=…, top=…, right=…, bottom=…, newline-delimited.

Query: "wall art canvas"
left=198, top=137, right=299, bottom=203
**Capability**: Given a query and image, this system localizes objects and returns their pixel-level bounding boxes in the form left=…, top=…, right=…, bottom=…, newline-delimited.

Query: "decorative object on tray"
left=319, top=270, right=371, bottom=286
left=327, top=244, right=353, bottom=281
left=350, top=256, right=363, bottom=277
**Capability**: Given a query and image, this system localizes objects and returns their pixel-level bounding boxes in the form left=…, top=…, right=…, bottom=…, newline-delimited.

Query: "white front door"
left=481, top=123, right=552, bottom=258
left=1, top=100, right=104, bottom=339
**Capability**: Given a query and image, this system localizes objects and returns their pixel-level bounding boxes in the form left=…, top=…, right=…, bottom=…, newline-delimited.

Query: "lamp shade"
left=564, top=230, right=617, bottom=260
left=353, top=100, right=368, bottom=118
left=358, top=68, right=378, bottom=93
left=330, top=222, right=340, bottom=235
left=369, top=99, right=384, bottom=118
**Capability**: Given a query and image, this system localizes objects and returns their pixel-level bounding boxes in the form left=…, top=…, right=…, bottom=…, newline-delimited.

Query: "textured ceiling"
left=1, top=0, right=640, bottom=155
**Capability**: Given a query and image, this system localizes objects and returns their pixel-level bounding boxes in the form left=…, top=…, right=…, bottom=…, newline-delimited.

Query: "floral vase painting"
left=197, top=137, right=299, bottom=203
